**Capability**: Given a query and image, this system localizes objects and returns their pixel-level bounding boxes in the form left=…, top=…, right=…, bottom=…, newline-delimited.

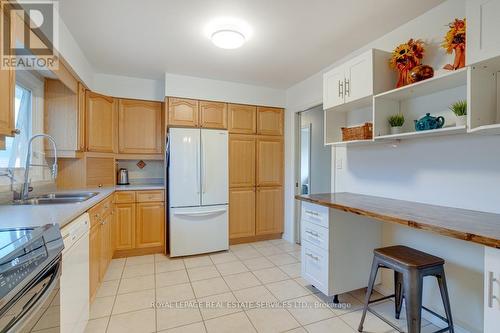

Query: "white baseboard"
left=373, top=285, right=471, bottom=333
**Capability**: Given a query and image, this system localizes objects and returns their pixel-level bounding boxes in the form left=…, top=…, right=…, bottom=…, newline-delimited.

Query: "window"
left=0, top=84, right=32, bottom=168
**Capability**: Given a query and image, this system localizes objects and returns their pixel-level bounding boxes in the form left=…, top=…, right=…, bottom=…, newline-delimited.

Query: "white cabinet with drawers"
left=484, top=246, right=500, bottom=333
left=300, top=201, right=382, bottom=296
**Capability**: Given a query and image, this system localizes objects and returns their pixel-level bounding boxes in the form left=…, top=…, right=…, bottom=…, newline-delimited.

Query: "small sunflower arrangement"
left=390, top=39, right=425, bottom=87
left=442, top=18, right=466, bottom=70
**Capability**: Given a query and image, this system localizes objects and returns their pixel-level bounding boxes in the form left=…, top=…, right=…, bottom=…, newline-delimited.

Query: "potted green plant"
left=388, top=113, right=405, bottom=134
left=449, top=100, right=467, bottom=126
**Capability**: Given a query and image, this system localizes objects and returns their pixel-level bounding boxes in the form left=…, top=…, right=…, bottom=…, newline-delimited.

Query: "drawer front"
left=115, top=191, right=136, bottom=203
left=302, top=202, right=329, bottom=228
left=302, top=221, right=329, bottom=251
left=136, top=190, right=164, bottom=202
left=301, top=241, right=329, bottom=295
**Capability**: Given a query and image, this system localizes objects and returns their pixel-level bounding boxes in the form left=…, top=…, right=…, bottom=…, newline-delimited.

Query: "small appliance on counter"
left=117, top=168, right=130, bottom=185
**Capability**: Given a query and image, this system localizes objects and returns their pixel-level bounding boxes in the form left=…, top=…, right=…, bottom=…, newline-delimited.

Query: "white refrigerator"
left=167, top=128, right=229, bottom=257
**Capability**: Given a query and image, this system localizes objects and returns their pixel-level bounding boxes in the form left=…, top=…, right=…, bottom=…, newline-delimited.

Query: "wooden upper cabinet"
left=200, top=101, right=227, bottom=129
left=0, top=7, right=15, bottom=138
left=229, top=134, right=255, bottom=188
left=77, top=83, right=86, bottom=151
left=86, top=92, right=117, bottom=153
left=136, top=202, right=165, bottom=248
left=118, top=99, right=162, bottom=154
left=257, top=107, right=284, bottom=136
left=256, top=136, right=284, bottom=187
left=168, top=97, right=199, bottom=127
left=229, top=188, right=256, bottom=239
left=228, top=104, right=256, bottom=134
left=256, top=187, right=283, bottom=235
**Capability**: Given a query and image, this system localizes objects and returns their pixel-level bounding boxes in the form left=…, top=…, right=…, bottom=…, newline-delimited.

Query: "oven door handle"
left=4, top=259, right=62, bottom=333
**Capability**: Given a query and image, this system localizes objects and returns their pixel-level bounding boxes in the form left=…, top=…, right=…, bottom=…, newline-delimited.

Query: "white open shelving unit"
left=373, top=67, right=469, bottom=141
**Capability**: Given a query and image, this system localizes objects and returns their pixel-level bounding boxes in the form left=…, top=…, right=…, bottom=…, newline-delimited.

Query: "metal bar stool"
left=358, top=245, right=454, bottom=333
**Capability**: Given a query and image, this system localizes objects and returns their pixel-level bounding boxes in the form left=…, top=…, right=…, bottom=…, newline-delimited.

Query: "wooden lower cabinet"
left=113, top=190, right=165, bottom=257
left=99, top=213, right=112, bottom=281
left=114, top=203, right=135, bottom=250
left=229, top=188, right=256, bottom=239
left=89, top=224, right=101, bottom=300
left=256, top=186, right=284, bottom=235
left=136, top=202, right=165, bottom=248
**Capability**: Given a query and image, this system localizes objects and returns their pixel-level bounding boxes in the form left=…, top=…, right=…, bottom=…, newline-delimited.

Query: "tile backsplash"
left=116, top=160, right=164, bottom=184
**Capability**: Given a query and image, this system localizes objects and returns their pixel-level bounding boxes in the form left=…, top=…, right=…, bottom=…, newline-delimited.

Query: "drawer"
left=302, top=202, right=329, bottom=228
left=89, top=195, right=113, bottom=228
left=301, top=241, right=329, bottom=295
left=115, top=191, right=136, bottom=203
left=302, top=220, right=329, bottom=251
left=136, top=190, right=164, bottom=203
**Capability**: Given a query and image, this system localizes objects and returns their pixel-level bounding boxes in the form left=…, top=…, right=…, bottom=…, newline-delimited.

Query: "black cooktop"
left=0, top=225, right=63, bottom=309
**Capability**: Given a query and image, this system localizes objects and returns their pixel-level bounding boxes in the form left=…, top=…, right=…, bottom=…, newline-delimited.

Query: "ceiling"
left=58, top=0, right=444, bottom=89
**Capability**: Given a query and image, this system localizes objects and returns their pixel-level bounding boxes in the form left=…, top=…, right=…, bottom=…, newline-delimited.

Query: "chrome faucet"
left=18, top=134, right=58, bottom=201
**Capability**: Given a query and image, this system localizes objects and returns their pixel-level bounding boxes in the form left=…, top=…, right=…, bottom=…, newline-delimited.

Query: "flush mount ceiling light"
left=205, top=17, right=252, bottom=50
left=211, top=29, right=245, bottom=49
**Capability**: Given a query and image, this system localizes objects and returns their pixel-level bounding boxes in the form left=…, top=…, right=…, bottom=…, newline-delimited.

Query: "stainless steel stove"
left=0, top=224, right=63, bottom=332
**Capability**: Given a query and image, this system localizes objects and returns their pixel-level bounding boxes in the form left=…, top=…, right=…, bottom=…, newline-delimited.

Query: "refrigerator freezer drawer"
left=169, top=205, right=229, bottom=257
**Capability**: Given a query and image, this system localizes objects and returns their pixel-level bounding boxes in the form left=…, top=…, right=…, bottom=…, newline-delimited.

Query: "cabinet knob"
left=12, top=129, right=21, bottom=135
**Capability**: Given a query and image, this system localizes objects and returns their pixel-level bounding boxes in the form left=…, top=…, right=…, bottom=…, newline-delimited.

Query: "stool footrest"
left=367, top=294, right=395, bottom=305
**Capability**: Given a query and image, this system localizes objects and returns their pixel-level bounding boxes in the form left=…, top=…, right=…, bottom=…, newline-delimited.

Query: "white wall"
left=93, top=74, right=165, bottom=102
left=285, top=0, right=493, bottom=331
left=165, top=73, right=286, bottom=107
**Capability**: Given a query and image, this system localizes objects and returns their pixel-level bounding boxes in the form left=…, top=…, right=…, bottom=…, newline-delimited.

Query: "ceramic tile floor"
left=85, top=239, right=442, bottom=333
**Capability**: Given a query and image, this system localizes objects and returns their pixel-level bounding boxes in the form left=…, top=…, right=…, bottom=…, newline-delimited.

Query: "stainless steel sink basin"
left=11, top=192, right=99, bottom=205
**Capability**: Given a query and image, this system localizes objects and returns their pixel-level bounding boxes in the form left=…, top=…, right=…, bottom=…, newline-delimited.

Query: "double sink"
left=11, top=192, right=99, bottom=205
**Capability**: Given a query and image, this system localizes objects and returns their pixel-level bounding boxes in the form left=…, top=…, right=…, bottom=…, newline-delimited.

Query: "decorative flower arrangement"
left=390, top=39, right=425, bottom=88
left=442, top=18, right=466, bottom=70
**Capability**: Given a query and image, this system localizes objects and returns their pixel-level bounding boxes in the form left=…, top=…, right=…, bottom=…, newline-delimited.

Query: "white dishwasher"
left=61, top=213, right=90, bottom=333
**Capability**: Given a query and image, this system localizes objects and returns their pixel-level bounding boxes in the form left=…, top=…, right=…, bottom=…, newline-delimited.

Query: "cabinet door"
left=256, top=136, right=283, bottom=187
left=228, top=104, right=256, bottom=134
left=136, top=202, right=165, bottom=248
left=229, top=134, right=255, bottom=187
left=168, top=97, right=199, bottom=127
left=467, top=0, right=500, bottom=65
left=344, top=52, right=373, bottom=103
left=323, top=67, right=345, bottom=109
left=256, top=187, right=283, bottom=235
left=257, top=107, right=283, bottom=136
left=89, top=225, right=101, bottom=300
left=77, top=83, right=86, bottom=151
left=200, top=101, right=227, bottom=129
left=0, top=7, right=15, bottom=137
left=86, top=92, right=117, bottom=152
left=115, top=203, right=136, bottom=250
left=118, top=99, right=162, bottom=154
left=485, top=247, right=500, bottom=332
left=229, top=188, right=256, bottom=239
left=99, top=216, right=111, bottom=281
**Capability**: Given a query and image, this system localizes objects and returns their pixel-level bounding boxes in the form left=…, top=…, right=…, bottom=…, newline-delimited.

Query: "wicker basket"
left=341, top=122, right=373, bottom=141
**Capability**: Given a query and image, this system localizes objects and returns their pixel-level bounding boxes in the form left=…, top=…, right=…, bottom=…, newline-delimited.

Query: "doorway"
left=295, top=104, right=332, bottom=243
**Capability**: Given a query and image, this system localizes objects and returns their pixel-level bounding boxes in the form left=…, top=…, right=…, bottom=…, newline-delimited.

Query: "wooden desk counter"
left=296, top=192, right=500, bottom=249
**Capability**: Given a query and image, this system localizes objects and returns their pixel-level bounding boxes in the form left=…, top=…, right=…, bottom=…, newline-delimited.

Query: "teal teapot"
left=414, top=113, right=445, bottom=131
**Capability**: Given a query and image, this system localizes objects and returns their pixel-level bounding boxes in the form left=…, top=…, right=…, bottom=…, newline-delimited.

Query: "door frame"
left=294, top=104, right=322, bottom=244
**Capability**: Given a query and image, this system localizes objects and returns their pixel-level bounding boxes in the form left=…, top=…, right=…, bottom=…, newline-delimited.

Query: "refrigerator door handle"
left=202, top=137, right=207, bottom=194
left=173, top=208, right=227, bottom=217
left=196, top=139, right=200, bottom=194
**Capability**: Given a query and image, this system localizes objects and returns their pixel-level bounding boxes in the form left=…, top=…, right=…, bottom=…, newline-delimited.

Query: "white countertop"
left=115, top=183, right=165, bottom=191
left=0, top=183, right=165, bottom=230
